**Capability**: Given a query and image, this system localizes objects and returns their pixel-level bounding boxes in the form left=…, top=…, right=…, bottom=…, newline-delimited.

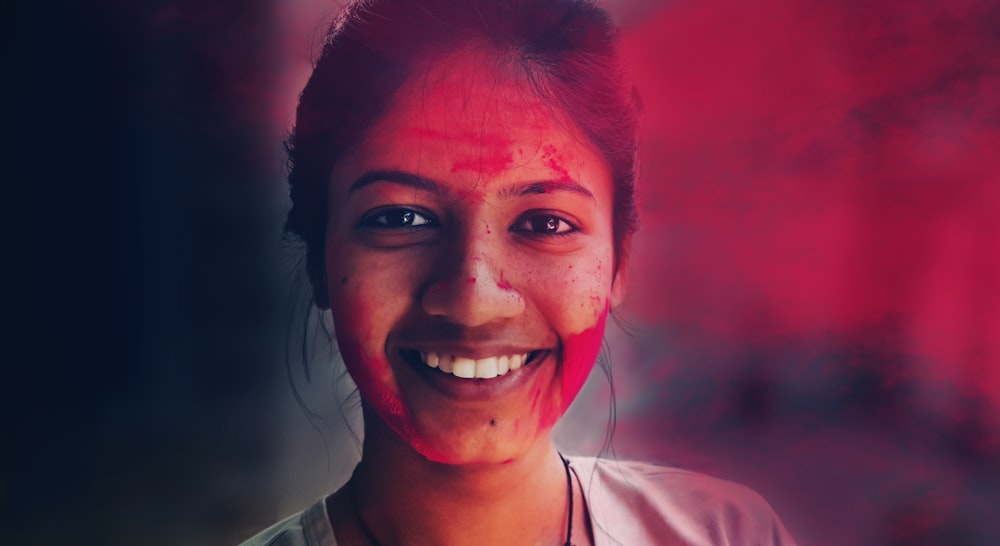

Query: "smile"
left=401, top=350, right=548, bottom=379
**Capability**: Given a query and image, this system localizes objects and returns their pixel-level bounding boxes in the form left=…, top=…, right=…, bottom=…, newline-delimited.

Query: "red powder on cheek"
left=530, top=387, right=542, bottom=413
left=496, top=279, right=513, bottom=290
left=539, top=303, right=609, bottom=429
left=334, top=332, right=450, bottom=462
left=467, top=277, right=477, bottom=284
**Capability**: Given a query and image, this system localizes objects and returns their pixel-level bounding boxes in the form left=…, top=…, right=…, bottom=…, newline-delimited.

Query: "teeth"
left=418, top=352, right=533, bottom=379
left=439, top=354, right=454, bottom=374
left=452, top=357, right=476, bottom=379
left=509, top=353, right=523, bottom=370
left=497, top=356, right=510, bottom=376
left=476, top=357, right=498, bottom=379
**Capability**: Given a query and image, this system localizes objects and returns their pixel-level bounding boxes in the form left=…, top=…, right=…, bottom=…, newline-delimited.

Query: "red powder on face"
left=541, top=144, right=574, bottom=182
left=540, top=302, right=610, bottom=429
left=404, top=127, right=513, bottom=149
left=530, top=387, right=542, bottom=413
left=496, top=279, right=513, bottom=290
left=334, top=332, right=450, bottom=462
left=431, top=281, right=449, bottom=293
left=451, top=152, right=514, bottom=177
left=467, top=277, right=477, bottom=284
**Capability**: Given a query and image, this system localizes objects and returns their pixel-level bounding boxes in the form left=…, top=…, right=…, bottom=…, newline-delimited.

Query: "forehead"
left=338, top=52, right=611, bottom=190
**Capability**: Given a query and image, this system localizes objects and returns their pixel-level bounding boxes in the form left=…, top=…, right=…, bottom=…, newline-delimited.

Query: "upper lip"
left=389, top=320, right=559, bottom=360
left=396, top=343, right=550, bottom=360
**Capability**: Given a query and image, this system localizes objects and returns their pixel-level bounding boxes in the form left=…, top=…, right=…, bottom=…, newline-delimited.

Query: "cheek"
left=529, top=250, right=615, bottom=327
left=330, top=297, right=452, bottom=461
left=538, top=304, right=609, bottom=429
left=326, top=247, right=452, bottom=461
left=525, top=253, right=614, bottom=429
left=326, top=286, right=401, bottom=418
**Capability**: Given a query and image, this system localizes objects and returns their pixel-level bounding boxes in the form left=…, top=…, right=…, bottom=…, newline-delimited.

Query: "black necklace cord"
left=559, top=452, right=575, bottom=546
left=351, top=454, right=575, bottom=546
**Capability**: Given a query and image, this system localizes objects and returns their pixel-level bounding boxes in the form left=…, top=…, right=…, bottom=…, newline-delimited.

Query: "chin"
left=406, top=409, right=551, bottom=466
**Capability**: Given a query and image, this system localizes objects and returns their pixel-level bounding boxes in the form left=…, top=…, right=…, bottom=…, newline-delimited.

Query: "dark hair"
left=285, top=0, right=641, bottom=307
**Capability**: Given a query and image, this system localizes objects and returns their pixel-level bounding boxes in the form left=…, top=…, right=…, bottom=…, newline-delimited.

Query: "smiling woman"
left=324, top=58, right=620, bottom=466
left=242, top=1, right=794, bottom=545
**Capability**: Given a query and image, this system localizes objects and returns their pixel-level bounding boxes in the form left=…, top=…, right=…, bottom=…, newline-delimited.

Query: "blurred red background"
left=4, top=0, right=996, bottom=544
left=268, top=1, right=999, bottom=544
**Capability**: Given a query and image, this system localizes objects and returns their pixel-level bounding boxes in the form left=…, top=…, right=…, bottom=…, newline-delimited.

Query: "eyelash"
left=358, top=206, right=437, bottom=230
left=357, top=207, right=579, bottom=237
left=510, top=211, right=579, bottom=237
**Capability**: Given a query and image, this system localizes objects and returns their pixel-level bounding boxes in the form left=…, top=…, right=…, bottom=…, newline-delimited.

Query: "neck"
left=344, top=406, right=570, bottom=546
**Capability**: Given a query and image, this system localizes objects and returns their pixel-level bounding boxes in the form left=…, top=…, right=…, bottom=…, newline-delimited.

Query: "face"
left=324, top=54, right=624, bottom=465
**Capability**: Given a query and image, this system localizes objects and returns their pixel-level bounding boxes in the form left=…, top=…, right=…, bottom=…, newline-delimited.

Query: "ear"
left=610, top=237, right=631, bottom=309
left=610, top=263, right=627, bottom=309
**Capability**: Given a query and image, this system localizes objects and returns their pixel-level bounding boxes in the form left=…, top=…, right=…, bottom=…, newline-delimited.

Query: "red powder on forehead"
left=404, top=127, right=514, bottom=150
left=541, top=144, right=573, bottom=182
left=451, top=152, right=515, bottom=177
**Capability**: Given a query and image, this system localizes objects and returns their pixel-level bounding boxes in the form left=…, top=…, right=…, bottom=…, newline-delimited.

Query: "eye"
left=511, top=212, right=578, bottom=236
left=359, top=206, right=437, bottom=229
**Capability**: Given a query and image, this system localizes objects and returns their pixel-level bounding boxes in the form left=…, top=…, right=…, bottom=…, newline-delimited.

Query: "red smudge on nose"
left=496, top=280, right=513, bottom=290
left=431, top=281, right=449, bottom=293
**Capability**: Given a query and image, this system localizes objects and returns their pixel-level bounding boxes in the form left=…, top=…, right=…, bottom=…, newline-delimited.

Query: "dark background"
left=4, top=0, right=286, bottom=543
left=3, top=0, right=998, bottom=544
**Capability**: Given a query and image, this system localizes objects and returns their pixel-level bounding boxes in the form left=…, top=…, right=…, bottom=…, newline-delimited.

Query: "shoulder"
left=569, top=456, right=795, bottom=546
left=238, top=496, right=337, bottom=546
left=239, top=512, right=308, bottom=546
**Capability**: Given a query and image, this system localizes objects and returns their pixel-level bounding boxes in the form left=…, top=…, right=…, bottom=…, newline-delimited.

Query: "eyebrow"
left=348, top=169, right=595, bottom=200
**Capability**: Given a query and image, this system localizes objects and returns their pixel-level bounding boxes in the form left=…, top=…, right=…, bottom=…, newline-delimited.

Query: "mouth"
left=400, top=349, right=549, bottom=379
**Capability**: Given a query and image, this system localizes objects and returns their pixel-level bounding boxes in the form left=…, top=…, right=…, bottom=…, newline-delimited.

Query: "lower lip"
left=403, top=351, right=551, bottom=401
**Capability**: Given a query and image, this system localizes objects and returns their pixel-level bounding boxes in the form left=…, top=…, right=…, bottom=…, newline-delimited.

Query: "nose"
left=421, top=240, right=525, bottom=327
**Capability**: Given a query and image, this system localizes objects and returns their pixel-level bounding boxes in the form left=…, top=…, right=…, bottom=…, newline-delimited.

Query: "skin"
left=322, top=51, right=626, bottom=545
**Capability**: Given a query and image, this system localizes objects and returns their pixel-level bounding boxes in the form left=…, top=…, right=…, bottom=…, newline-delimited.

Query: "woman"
left=244, top=0, right=795, bottom=544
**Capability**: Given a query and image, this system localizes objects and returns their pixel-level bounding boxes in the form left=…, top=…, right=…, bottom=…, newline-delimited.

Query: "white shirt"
left=240, top=456, right=796, bottom=546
